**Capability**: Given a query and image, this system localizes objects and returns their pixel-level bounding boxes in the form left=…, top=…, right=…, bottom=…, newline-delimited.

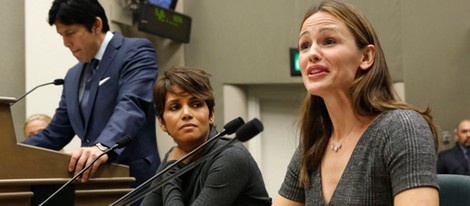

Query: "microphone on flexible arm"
left=109, top=117, right=246, bottom=206
left=113, top=118, right=264, bottom=206
left=10, top=78, right=65, bottom=105
left=38, top=135, right=132, bottom=206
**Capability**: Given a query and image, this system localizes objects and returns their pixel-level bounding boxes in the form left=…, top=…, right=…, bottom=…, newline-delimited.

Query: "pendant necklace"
left=330, top=120, right=359, bottom=153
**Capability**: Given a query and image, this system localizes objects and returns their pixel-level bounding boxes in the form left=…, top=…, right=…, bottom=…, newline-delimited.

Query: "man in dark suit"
left=437, top=119, right=470, bottom=175
left=23, top=0, right=160, bottom=188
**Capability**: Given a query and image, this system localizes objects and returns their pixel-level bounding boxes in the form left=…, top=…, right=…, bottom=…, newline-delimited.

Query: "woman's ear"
left=209, top=109, right=215, bottom=124
left=157, top=117, right=168, bottom=133
left=359, top=44, right=375, bottom=70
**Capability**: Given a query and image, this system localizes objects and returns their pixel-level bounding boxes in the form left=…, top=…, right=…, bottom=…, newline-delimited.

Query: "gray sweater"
left=141, top=128, right=272, bottom=206
left=279, top=109, right=438, bottom=206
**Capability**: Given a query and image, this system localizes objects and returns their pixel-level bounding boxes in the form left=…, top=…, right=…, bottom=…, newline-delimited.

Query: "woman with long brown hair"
left=273, top=1, right=439, bottom=205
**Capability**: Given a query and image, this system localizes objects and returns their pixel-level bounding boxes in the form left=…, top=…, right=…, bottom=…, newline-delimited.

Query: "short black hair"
left=153, top=66, right=215, bottom=120
left=48, top=0, right=110, bottom=32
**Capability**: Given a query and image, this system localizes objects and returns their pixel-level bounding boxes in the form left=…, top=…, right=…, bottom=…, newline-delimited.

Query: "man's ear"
left=359, top=44, right=375, bottom=70
left=93, top=17, right=103, bottom=33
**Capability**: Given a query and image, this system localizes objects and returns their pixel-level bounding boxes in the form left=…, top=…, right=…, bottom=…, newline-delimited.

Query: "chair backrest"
left=437, top=174, right=470, bottom=206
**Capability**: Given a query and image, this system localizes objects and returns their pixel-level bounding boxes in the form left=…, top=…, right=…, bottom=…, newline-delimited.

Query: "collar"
left=94, top=31, right=114, bottom=61
left=458, top=143, right=469, bottom=155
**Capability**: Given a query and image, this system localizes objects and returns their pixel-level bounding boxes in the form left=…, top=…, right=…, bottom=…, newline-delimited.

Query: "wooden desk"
left=0, top=97, right=134, bottom=206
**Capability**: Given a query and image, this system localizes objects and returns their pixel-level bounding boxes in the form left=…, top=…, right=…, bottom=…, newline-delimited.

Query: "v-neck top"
left=278, top=109, right=438, bottom=206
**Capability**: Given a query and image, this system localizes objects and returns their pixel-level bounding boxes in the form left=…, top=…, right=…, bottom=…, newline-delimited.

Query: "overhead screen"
left=136, top=0, right=191, bottom=43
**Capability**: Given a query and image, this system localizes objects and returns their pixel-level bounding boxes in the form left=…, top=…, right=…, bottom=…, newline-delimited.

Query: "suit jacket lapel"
left=82, top=33, right=123, bottom=131
left=451, top=146, right=469, bottom=172
left=67, top=63, right=87, bottom=136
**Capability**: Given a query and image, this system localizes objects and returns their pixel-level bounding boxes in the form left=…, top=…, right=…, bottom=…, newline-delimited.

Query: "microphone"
left=39, top=135, right=132, bottom=206
left=234, top=117, right=263, bottom=142
left=11, top=78, right=65, bottom=105
left=109, top=117, right=246, bottom=206
left=113, top=118, right=264, bottom=206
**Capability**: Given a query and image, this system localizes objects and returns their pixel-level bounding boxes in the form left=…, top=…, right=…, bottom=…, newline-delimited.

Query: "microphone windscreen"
left=223, top=117, right=245, bottom=135
left=235, top=118, right=263, bottom=142
left=116, top=135, right=132, bottom=148
left=53, top=79, right=65, bottom=85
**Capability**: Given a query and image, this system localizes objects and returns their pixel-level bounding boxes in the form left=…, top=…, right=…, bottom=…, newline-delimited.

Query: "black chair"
left=437, top=174, right=470, bottom=206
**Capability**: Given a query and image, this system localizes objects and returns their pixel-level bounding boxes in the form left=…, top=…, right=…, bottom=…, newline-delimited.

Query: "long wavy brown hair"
left=297, top=0, right=438, bottom=187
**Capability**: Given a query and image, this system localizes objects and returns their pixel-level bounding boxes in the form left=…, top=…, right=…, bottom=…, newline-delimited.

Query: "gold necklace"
left=330, top=120, right=359, bottom=153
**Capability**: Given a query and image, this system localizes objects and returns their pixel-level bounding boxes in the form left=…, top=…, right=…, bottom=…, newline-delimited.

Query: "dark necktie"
left=80, top=59, right=99, bottom=118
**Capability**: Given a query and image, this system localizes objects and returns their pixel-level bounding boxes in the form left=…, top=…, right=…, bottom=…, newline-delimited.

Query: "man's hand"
left=68, top=146, right=108, bottom=183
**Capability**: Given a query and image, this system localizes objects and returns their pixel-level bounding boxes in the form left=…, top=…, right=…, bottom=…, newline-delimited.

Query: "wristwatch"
left=95, top=143, right=109, bottom=152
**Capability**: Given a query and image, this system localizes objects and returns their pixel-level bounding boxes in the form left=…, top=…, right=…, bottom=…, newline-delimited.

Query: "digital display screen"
left=147, top=0, right=177, bottom=10
left=137, top=1, right=191, bottom=43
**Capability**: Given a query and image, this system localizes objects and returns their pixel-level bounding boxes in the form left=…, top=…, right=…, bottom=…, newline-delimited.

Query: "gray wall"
left=0, top=1, right=25, bottom=139
left=402, top=0, right=470, bottom=151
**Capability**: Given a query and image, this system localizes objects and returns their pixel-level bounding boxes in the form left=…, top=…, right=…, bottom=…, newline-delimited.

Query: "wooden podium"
left=0, top=97, right=135, bottom=206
